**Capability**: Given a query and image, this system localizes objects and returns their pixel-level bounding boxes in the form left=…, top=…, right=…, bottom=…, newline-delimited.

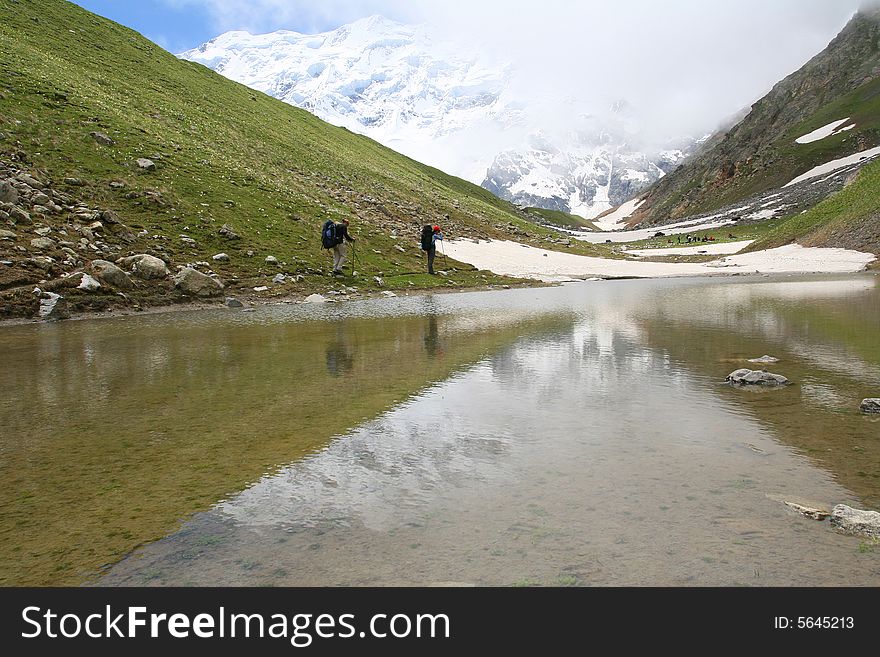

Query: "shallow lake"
left=1, top=275, right=878, bottom=585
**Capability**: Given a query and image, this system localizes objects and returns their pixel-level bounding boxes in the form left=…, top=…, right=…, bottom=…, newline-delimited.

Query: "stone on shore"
left=117, top=254, right=169, bottom=280
left=225, top=297, right=243, bottom=308
left=172, top=267, right=224, bottom=297
left=304, top=294, right=327, bottom=304
left=38, top=292, right=70, bottom=321
left=89, top=259, right=134, bottom=289
left=830, top=504, right=880, bottom=538
left=860, top=399, right=880, bottom=414
left=783, top=501, right=830, bottom=521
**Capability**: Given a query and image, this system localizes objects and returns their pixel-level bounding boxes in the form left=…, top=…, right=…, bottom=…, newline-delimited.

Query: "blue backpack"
left=321, top=220, right=337, bottom=249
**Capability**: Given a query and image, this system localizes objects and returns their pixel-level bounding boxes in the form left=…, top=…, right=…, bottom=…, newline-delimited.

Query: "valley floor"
left=444, top=239, right=877, bottom=283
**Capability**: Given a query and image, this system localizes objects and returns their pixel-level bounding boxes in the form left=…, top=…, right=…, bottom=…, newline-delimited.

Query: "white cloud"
left=172, top=0, right=864, bottom=143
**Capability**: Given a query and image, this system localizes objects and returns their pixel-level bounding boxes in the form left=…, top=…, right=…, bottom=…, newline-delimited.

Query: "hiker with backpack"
left=420, top=224, right=443, bottom=275
left=321, top=218, right=356, bottom=276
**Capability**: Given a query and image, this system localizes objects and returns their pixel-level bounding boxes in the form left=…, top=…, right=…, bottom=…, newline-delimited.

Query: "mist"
left=171, top=0, right=863, bottom=147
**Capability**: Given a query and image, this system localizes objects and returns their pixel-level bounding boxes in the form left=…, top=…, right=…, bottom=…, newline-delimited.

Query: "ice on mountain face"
left=180, top=17, right=697, bottom=219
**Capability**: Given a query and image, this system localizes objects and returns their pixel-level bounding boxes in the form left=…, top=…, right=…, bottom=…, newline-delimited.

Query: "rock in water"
left=830, top=505, right=880, bottom=538
left=749, top=355, right=780, bottom=364
left=117, top=254, right=169, bottom=280
left=726, top=369, right=791, bottom=386
left=173, top=267, right=224, bottom=297
left=860, top=399, right=880, bottom=414
left=39, top=292, right=70, bottom=321
left=783, top=501, right=830, bottom=521
left=89, top=259, right=134, bottom=289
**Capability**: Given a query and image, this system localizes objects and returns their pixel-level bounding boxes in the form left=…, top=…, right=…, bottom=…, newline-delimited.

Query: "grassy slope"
left=0, top=0, right=611, bottom=313
left=747, top=159, right=880, bottom=259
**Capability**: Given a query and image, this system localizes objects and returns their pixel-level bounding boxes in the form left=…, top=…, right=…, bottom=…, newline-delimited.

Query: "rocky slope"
left=631, top=7, right=880, bottom=227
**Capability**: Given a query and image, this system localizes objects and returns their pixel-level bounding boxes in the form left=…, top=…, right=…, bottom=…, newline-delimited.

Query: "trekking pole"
left=440, top=240, right=448, bottom=267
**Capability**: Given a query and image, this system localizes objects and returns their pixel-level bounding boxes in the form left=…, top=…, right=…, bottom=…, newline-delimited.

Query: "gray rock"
left=212, top=253, right=230, bottom=262
left=0, top=180, right=18, bottom=204
left=726, top=368, right=791, bottom=387
left=90, top=131, right=115, bottom=146
left=63, top=177, right=85, bottom=186
left=219, top=224, right=240, bottom=240
left=136, top=158, right=156, bottom=171
left=101, top=210, right=121, bottom=224
left=31, top=192, right=50, bottom=206
left=34, top=226, right=51, bottom=236
left=830, top=504, right=880, bottom=538
left=253, top=286, right=269, bottom=292
left=783, top=501, right=830, bottom=521
left=860, top=399, right=880, bottom=414
left=76, top=272, right=101, bottom=291
left=304, top=294, right=327, bottom=304
left=265, top=256, right=279, bottom=265
left=89, top=259, right=134, bottom=289
left=373, top=276, right=384, bottom=287
left=272, top=273, right=286, bottom=284
left=17, top=173, right=44, bottom=189
left=30, top=237, right=56, bottom=250
left=225, top=297, right=244, bottom=308
left=118, top=254, right=169, bottom=280
left=9, top=206, right=32, bottom=224
left=39, top=292, right=69, bottom=321
left=0, top=229, right=16, bottom=240
left=172, top=267, right=224, bottom=297
left=381, top=290, right=397, bottom=298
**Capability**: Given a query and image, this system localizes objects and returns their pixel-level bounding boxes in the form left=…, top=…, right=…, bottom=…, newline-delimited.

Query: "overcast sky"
left=72, top=1, right=866, bottom=141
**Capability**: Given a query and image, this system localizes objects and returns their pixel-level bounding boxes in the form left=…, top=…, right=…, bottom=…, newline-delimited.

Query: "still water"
left=1, top=275, right=878, bottom=586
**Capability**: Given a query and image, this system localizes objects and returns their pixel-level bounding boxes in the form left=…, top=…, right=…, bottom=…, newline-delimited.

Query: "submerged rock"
left=830, top=505, right=880, bottom=538
left=783, top=501, right=830, bottom=521
left=726, top=369, right=791, bottom=387
left=860, top=399, right=880, bottom=414
left=748, top=355, right=780, bottom=364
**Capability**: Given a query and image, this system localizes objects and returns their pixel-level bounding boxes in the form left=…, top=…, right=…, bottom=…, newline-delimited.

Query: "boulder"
left=9, top=206, right=32, bottom=225
left=830, top=505, right=880, bottom=538
left=31, top=192, right=50, bottom=206
left=218, top=224, right=240, bottom=240
left=304, top=294, right=327, bottom=304
left=30, top=237, right=56, bottom=250
left=225, top=297, right=243, bottom=308
left=89, top=259, right=134, bottom=289
left=172, top=267, right=224, bottom=297
left=76, top=272, right=101, bottom=291
left=212, top=253, right=230, bottom=262
left=118, top=254, right=169, bottom=280
left=136, top=158, right=156, bottom=171
left=381, top=290, right=397, bottom=298
left=17, top=173, right=44, bottom=189
left=90, top=131, right=115, bottom=146
left=0, top=229, right=16, bottom=240
left=0, top=180, right=18, bottom=204
left=63, top=177, right=85, bottom=186
left=38, top=292, right=70, bottom=321
left=860, top=399, right=880, bottom=414
left=265, top=255, right=279, bottom=265
left=726, top=369, right=790, bottom=387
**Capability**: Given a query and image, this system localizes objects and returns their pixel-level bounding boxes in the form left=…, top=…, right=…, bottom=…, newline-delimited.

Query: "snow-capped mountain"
left=180, top=16, right=697, bottom=219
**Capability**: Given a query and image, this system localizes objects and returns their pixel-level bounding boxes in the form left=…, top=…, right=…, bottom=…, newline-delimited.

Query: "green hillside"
left=0, top=0, right=609, bottom=317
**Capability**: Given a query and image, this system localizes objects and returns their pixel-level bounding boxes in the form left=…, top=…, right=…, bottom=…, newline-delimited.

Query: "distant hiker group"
left=320, top=219, right=444, bottom=276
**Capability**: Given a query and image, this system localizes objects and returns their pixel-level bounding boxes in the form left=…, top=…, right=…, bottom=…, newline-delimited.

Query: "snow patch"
left=592, top=198, right=644, bottom=232
left=784, top=146, right=880, bottom=187
left=795, top=118, right=851, bottom=144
